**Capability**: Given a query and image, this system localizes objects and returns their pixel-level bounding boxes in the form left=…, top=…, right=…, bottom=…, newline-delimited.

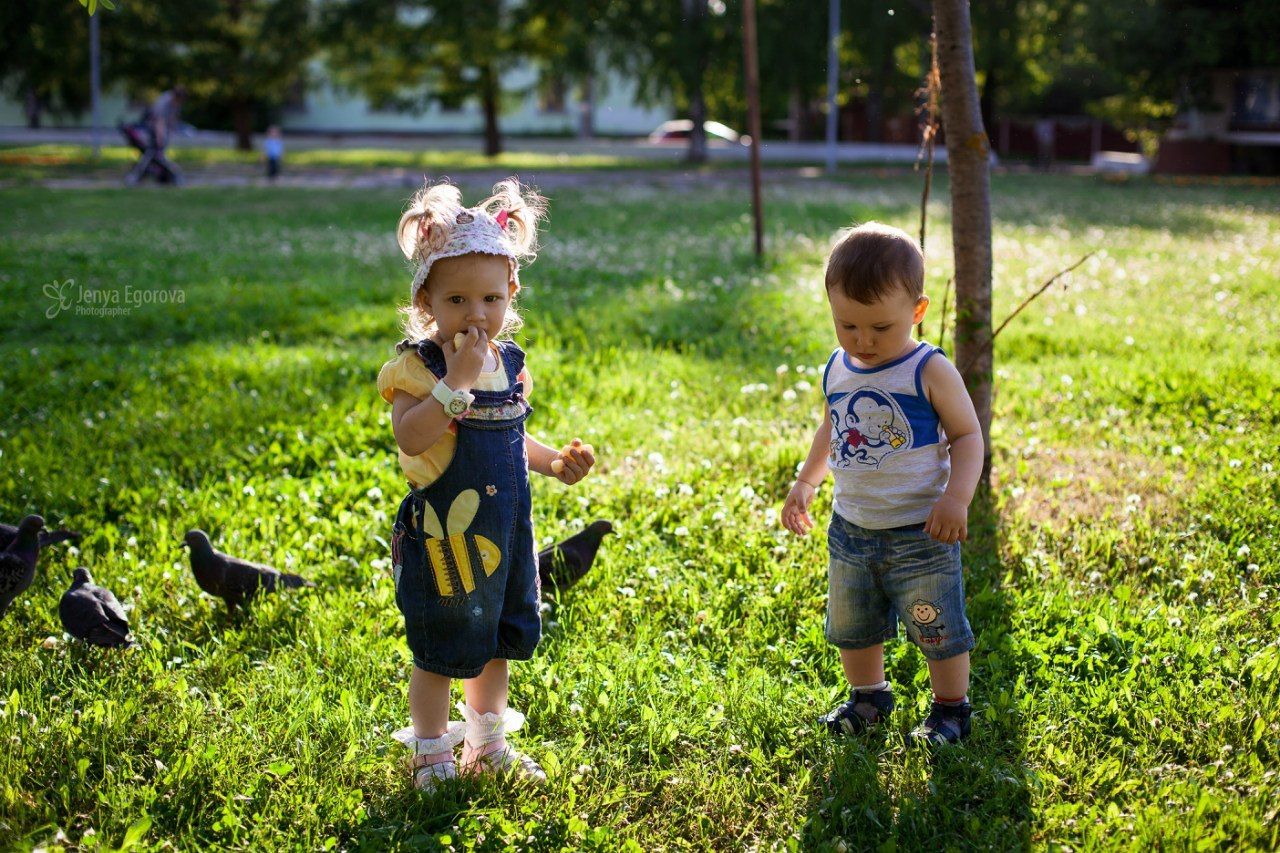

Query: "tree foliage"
left=0, top=1, right=93, bottom=127
left=105, top=0, right=315, bottom=150
left=320, top=0, right=550, bottom=155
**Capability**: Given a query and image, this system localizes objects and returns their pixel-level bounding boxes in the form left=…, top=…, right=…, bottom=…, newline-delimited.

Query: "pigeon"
left=183, top=529, right=315, bottom=616
left=0, top=515, right=43, bottom=619
left=537, top=520, right=613, bottom=596
left=59, top=567, right=135, bottom=648
left=0, top=520, right=80, bottom=551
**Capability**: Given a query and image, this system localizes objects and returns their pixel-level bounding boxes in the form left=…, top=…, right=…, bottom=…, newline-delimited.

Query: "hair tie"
left=416, top=214, right=431, bottom=255
left=495, top=209, right=509, bottom=229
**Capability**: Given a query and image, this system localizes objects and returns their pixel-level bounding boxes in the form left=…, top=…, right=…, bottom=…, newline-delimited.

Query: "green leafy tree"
left=519, top=0, right=612, bottom=137
left=321, top=0, right=541, bottom=157
left=0, top=1, right=95, bottom=128
left=1075, top=0, right=1280, bottom=153
left=593, top=0, right=741, bottom=163
left=845, top=0, right=931, bottom=141
left=754, top=0, right=827, bottom=140
left=107, top=0, right=315, bottom=151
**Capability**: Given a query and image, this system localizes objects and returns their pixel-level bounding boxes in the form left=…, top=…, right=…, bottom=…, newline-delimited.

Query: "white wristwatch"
left=431, top=379, right=475, bottom=418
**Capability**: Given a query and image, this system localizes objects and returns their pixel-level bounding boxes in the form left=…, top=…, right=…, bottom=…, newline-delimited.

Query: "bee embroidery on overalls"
left=416, top=489, right=502, bottom=598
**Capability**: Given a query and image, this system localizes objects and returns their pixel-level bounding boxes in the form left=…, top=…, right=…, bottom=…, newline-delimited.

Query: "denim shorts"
left=826, top=513, right=975, bottom=661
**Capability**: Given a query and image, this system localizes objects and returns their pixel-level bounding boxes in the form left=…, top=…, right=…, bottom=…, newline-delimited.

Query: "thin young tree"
left=933, top=0, right=992, bottom=480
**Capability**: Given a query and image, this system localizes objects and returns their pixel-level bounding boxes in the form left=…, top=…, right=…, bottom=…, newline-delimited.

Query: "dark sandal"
left=909, top=700, right=972, bottom=746
left=819, top=687, right=895, bottom=735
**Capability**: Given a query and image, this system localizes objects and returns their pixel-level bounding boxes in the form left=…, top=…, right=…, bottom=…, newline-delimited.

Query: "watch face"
left=446, top=397, right=468, bottom=417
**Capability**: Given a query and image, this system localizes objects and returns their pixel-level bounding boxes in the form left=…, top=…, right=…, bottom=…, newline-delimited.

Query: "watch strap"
left=430, top=378, right=474, bottom=415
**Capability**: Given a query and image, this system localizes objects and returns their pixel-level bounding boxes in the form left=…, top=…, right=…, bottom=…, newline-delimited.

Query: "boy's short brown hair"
left=825, top=222, right=924, bottom=304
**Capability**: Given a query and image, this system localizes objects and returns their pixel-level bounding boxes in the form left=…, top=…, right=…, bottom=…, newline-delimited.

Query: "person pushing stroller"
left=121, top=85, right=187, bottom=186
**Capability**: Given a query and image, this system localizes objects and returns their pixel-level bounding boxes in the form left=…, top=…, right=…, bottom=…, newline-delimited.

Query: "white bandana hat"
left=410, top=207, right=517, bottom=301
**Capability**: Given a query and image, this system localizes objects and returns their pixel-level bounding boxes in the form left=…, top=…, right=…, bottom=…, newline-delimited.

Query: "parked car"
left=647, top=120, right=751, bottom=146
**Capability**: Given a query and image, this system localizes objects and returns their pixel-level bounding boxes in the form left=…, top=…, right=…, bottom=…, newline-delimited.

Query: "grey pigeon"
left=0, top=520, right=80, bottom=551
left=0, top=515, right=43, bottom=619
left=538, top=520, right=613, bottom=596
left=183, top=529, right=315, bottom=616
left=59, top=567, right=135, bottom=648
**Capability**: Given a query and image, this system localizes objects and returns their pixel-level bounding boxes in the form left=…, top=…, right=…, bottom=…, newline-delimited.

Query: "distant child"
left=781, top=222, right=984, bottom=746
left=264, top=125, right=283, bottom=180
left=377, top=180, right=596, bottom=790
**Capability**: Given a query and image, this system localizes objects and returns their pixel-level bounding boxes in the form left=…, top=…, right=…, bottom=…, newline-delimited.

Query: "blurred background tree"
left=107, top=0, right=315, bottom=150
left=320, top=0, right=538, bottom=156
left=12, top=0, right=1278, bottom=160
left=0, top=1, right=94, bottom=128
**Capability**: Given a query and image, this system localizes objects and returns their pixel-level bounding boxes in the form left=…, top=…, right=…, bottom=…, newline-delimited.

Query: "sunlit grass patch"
left=1, top=174, right=1278, bottom=849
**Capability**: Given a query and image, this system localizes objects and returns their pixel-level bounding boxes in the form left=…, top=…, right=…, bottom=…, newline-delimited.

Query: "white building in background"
left=0, top=61, right=670, bottom=137
left=283, top=64, right=668, bottom=136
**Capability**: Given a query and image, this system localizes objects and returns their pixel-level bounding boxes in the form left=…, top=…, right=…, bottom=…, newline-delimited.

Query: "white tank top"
left=822, top=342, right=950, bottom=529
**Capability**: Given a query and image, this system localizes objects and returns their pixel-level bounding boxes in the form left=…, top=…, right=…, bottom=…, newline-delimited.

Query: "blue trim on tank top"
left=841, top=341, right=928, bottom=375
left=822, top=349, right=840, bottom=398
left=914, top=344, right=943, bottom=400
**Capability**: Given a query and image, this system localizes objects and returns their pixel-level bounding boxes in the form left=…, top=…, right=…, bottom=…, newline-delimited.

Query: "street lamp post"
left=825, top=0, right=840, bottom=173
left=743, top=0, right=764, bottom=257
left=89, top=9, right=102, bottom=158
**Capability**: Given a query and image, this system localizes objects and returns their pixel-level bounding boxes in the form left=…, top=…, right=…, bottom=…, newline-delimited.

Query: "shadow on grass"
left=799, top=487, right=1033, bottom=850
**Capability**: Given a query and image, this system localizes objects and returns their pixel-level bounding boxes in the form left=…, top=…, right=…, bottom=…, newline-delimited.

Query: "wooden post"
left=743, top=0, right=764, bottom=257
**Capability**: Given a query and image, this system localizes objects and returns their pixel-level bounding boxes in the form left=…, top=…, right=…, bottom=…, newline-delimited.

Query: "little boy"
left=782, top=222, right=984, bottom=745
left=264, top=125, right=284, bottom=181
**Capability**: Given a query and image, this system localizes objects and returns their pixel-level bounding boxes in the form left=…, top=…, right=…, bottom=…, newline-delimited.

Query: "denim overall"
left=390, top=338, right=541, bottom=678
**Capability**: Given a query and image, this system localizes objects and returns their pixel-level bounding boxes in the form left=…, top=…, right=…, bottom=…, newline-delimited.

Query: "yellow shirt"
left=377, top=344, right=530, bottom=488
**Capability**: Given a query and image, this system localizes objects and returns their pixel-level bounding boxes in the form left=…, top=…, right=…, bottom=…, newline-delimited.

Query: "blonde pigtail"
left=397, top=182, right=463, bottom=261
left=481, top=179, right=547, bottom=263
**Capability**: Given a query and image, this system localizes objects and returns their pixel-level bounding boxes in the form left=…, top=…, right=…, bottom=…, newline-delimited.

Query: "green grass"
left=1, top=173, right=1278, bottom=850
left=0, top=144, right=658, bottom=183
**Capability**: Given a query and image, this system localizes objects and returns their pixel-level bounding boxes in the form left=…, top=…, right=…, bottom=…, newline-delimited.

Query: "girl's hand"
left=442, top=326, right=488, bottom=391
left=924, top=495, right=968, bottom=544
left=549, top=438, right=594, bottom=485
left=782, top=480, right=817, bottom=536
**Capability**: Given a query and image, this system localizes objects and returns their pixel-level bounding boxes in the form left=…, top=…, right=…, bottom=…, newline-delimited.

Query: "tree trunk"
left=788, top=82, right=802, bottom=141
left=867, top=43, right=893, bottom=143
left=227, top=0, right=252, bottom=151
left=934, top=0, right=993, bottom=481
left=980, top=63, right=997, bottom=147
left=481, top=63, right=502, bottom=157
left=232, top=99, right=254, bottom=152
left=681, top=0, right=708, bottom=164
left=24, top=89, right=42, bottom=129
left=687, top=86, right=708, bottom=164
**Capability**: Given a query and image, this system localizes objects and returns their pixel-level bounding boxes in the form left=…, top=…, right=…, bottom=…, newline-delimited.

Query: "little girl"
left=377, top=179, right=595, bottom=790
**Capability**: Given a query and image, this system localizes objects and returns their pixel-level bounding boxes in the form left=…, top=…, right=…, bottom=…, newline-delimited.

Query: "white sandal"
left=392, top=721, right=465, bottom=791
left=457, top=703, right=547, bottom=783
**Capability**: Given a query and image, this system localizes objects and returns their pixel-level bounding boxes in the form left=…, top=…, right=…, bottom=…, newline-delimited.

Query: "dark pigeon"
left=59, top=567, right=136, bottom=648
left=183, top=529, right=315, bottom=616
left=0, top=520, right=80, bottom=551
left=538, top=520, right=613, bottom=596
left=0, top=515, right=43, bottom=620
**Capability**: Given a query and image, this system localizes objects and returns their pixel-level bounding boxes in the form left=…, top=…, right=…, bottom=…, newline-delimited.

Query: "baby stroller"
left=120, top=120, right=184, bottom=186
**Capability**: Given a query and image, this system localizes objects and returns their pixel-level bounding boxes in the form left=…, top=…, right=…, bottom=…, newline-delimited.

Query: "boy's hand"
left=924, top=495, right=968, bottom=544
left=782, top=480, right=817, bottom=536
left=550, top=438, right=595, bottom=484
left=442, top=326, right=488, bottom=391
